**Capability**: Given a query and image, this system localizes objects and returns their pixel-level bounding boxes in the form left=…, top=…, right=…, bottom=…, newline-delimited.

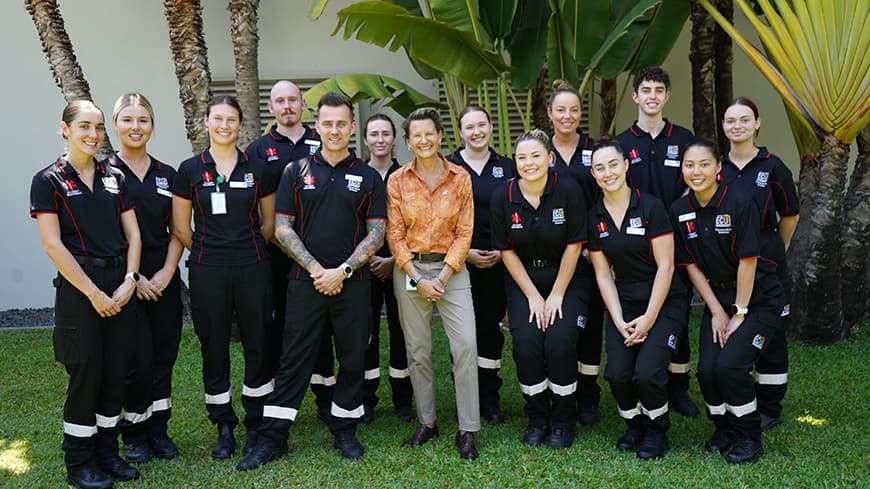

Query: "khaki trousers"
left=393, top=261, right=480, bottom=432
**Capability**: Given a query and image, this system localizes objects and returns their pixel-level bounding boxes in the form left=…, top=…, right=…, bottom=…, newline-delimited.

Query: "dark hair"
left=632, top=66, right=671, bottom=92
left=724, top=96, right=760, bottom=120
left=402, top=107, right=443, bottom=140
left=548, top=79, right=581, bottom=108
left=683, top=138, right=719, bottom=160
left=317, top=91, right=355, bottom=119
left=206, top=95, right=243, bottom=121
left=458, top=106, right=491, bottom=125
left=61, top=100, right=104, bottom=139
left=364, top=113, right=396, bottom=136
left=591, top=133, right=624, bottom=158
left=514, top=129, right=553, bottom=154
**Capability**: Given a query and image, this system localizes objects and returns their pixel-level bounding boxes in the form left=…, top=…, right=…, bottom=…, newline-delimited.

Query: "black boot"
left=636, top=429, right=668, bottom=460
left=334, top=430, right=364, bottom=459
left=66, top=462, right=113, bottom=489
left=616, top=419, right=646, bottom=451
left=95, top=431, right=140, bottom=482
left=236, top=439, right=287, bottom=471
left=577, top=378, right=601, bottom=426
left=121, top=422, right=150, bottom=464
left=211, top=424, right=236, bottom=460
left=146, top=417, right=179, bottom=460
left=705, top=429, right=735, bottom=453
left=726, top=437, right=764, bottom=464
left=243, top=430, right=258, bottom=456
left=668, top=372, right=700, bottom=417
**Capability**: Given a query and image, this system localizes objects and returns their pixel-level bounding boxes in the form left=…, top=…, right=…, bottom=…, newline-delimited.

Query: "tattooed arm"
left=345, top=219, right=386, bottom=271
left=275, top=214, right=322, bottom=274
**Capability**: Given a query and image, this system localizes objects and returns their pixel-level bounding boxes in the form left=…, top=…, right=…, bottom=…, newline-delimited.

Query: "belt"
left=74, top=255, right=126, bottom=269
left=412, top=253, right=446, bottom=263
left=710, top=280, right=737, bottom=290
left=526, top=258, right=550, bottom=268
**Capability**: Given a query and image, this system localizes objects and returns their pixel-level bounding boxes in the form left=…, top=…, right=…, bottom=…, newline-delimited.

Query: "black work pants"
left=123, top=247, right=182, bottom=435
left=265, top=243, right=290, bottom=377
left=697, top=286, right=781, bottom=442
left=54, top=262, right=134, bottom=468
left=259, top=278, right=371, bottom=443
left=507, top=268, right=586, bottom=430
left=605, top=297, right=685, bottom=433
left=755, top=260, right=791, bottom=418
left=364, top=273, right=412, bottom=410
left=468, top=262, right=507, bottom=411
left=189, top=260, right=272, bottom=431
left=576, top=275, right=603, bottom=409
left=668, top=269, right=693, bottom=396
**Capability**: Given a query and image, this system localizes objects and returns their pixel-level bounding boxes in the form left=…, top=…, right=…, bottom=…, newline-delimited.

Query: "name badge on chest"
left=625, top=226, right=646, bottom=236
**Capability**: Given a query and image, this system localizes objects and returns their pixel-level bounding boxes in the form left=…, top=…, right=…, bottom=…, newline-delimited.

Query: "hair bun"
left=552, top=79, right=573, bottom=91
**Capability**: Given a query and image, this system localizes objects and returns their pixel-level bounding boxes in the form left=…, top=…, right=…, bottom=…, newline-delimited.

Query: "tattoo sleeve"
left=275, top=214, right=320, bottom=272
left=345, top=219, right=386, bottom=271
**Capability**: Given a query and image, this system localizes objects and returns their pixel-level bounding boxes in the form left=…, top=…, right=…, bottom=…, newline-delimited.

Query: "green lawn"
left=1, top=313, right=868, bottom=488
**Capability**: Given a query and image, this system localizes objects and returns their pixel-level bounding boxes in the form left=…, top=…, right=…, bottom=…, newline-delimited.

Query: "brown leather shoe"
left=455, top=431, right=478, bottom=460
left=402, top=424, right=439, bottom=447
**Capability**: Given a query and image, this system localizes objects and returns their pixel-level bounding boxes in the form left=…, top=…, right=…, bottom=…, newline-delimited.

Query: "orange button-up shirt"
left=387, top=154, right=474, bottom=273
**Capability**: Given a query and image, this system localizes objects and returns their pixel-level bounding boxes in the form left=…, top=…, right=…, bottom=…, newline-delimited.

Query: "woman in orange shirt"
left=386, top=108, right=480, bottom=460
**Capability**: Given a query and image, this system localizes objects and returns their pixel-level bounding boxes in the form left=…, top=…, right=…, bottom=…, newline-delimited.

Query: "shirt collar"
left=629, top=119, right=673, bottom=139
left=313, top=149, right=358, bottom=168
left=508, top=169, right=557, bottom=204
left=689, top=183, right=728, bottom=210
left=200, top=148, right=249, bottom=166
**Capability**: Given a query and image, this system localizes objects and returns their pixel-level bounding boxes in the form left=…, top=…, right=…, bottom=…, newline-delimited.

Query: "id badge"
left=211, top=191, right=227, bottom=215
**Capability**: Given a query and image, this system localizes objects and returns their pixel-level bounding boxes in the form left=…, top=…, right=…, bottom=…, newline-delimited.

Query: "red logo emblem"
left=63, top=179, right=77, bottom=191
left=510, top=212, right=521, bottom=224
left=265, top=147, right=277, bottom=158
left=629, top=149, right=640, bottom=160
left=303, top=175, right=315, bottom=185
left=597, top=221, right=607, bottom=233
left=202, top=172, right=213, bottom=183
left=685, top=221, right=695, bottom=233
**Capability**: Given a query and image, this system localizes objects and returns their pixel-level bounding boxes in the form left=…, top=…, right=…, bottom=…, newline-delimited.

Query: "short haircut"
left=317, top=91, right=354, bottom=119
left=633, top=66, right=671, bottom=92
left=402, top=107, right=443, bottom=140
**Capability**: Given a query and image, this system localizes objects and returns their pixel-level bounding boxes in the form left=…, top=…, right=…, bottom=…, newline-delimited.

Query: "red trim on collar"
left=714, top=186, right=728, bottom=208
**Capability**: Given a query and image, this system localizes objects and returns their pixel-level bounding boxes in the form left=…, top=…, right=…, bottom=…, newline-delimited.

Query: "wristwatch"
left=341, top=263, right=353, bottom=279
left=409, top=274, right=423, bottom=288
left=730, top=303, right=749, bottom=316
left=125, top=272, right=140, bottom=283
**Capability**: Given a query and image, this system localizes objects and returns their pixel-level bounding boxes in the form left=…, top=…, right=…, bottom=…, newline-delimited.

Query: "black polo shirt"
left=372, top=159, right=401, bottom=258
left=588, top=188, right=685, bottom=301
left=670, top=184, right=778, bottom=294
left=172, top=149, right=275, bottom=266
left=616, top=120, right=694, bottom=205
left=719, top=148, right=799, bottom=233
left=446, top=148, right=515, bottom=249
left=491, top=170, right=587, bottom=262
left=275, top=150, right=386, bottom=281
left=108, top=153, right=176, bottom=251
left=30, top=157, right=134, bottom=258
left=245, top=125, right=321, bottom=185
left=551, top=132, right=596, bottom=208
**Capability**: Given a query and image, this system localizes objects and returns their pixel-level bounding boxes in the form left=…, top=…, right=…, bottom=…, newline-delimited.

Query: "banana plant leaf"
left=546, top=0, right=581, bottom=84
left=632, top=0, right=690, bottom=70
left=307, top=0, right=329, bottom=20
left=585, top=0, right=662, bottom=80
left=510, top=1, right=550, bottom=89
left=429, top=0, right=494, bottom=49
left=302, top=74, right=446, bottom=117
left=574, top=0, right=612, bottom=63
left=480, top=0, right=520, bottom=41
left=333, top=1, right=510, bottom=87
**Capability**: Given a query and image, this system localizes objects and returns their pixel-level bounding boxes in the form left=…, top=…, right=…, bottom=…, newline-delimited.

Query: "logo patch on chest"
left=63, top=179, right=81, bottom=197
left=302, top=174, right=315, bottom=190
left=511, top=212, right=523, bottom=229
left=581, top=149, right=593, bottom=166
left=715, top=214, right=732, bottom=234
left=345, top=174, right=362, bottom=192
left=244, top=172, right=255, bottom=188
left=667, top=145, right=680, bottom=159
left=552, top=208, right=565, bottom=225
left=629, top=149, right=642, bottom=164
left=629, top=217, right=643, bottom=228
left=155, top=176, right=169, bottom=189
left=492, top=166, right=504, bottom=178
left=201, top=172, right=215, bottom=187
left=685, top=220, right=698, bottom=239
left=265, top=147, right=279, bottom=161
left=755, top=171, right=769, bottom=188
left=597, top=221, right=609, bottom=238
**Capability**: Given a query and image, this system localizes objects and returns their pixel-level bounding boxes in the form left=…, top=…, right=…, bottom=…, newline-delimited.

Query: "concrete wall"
left=1, top=1, right=814, bottom=309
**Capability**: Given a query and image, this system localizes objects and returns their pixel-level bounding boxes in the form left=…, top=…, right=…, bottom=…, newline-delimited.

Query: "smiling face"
left=632, top=80, right=670, bottom=118
left=547, top=92, right=582, bottom=136
left=205, top=103, right=241, bottom=147
left=407, top=119, right=442, bottom=160
left=364, top=119, right=395, bottom=159
left=316, top=103, right=355, bottom=155
left=682, top=145, right=721, bottom=196
left=459, top=110, right=492, bottom=152
left=268, top=81, right=304, bottom=128
left=722, top=103, right=761, bottom=145
left=514, top=138, right=552, bottom=184
left=114, top=103, right=153, bottom=151
left=61, top=103, right=105, bottom=160
left=590, top=146, right=629, bottom=194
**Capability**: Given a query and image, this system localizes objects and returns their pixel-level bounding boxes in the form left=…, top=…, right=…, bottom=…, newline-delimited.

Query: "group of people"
left=31, top=66, right=798, bottom=488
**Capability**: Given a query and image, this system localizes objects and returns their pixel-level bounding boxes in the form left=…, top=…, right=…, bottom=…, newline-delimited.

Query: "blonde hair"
left=113, top=92, right=155, bottom=125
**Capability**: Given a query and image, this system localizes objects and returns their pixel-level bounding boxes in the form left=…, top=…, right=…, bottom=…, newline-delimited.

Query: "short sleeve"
left=770, top=160, right=800, bottom=217
left=30, top=171, right=57, bottom=217
left=489, top=183, right=511, bottom=250
left=646, top=197, right=674, bottom=239
left=586, top=209, right=601, bottom=251
left=117, top=171, right=135, bottom=213
left=734, top=198, right=762, bottom=259
left=172, top=161, right=193, bottom=200
left=257, top=158, right=277, bottom=197
left=669, top=202, right=694, bottom=266
left=275, top=161, right=297, bottom=216
left=565, top=179, right=588, bottom=245
left=367, top=171, right=387, bottom=220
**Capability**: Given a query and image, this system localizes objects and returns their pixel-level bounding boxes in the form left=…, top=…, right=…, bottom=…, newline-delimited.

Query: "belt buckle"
left=531, top=259, right=546, bottom=268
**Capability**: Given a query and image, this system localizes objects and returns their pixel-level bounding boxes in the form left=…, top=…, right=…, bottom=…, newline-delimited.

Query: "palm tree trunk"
left=533, top=67, right=551, bottom=134
left=25, top=0, right=113, bottom=158
left=840, top=126, right=870, bottom=326
left=164, top=0, right=212, bottom=154
left=789, top=136, right=850, bottom=343
left=228, top=0, right=261, bottom=148
left=689, top=0, right=717, bottom=145
left=599, top=78, right=616, bottom=136
left=712, top=0, right=732, bottom=154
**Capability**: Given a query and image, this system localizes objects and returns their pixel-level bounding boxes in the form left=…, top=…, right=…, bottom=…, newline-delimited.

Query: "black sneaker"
left=522, top=425, right=548, bottom=446
left=547, top=428, right=575, bottom=449
left=726, top=438, right=764, bottom=464
left=705, top=429, right=735, bottom=453
left=333, top=431, right=364, bottom=459
left=636, top=431, right=668, bottom=460
left=236, top=441, right=287, bottom=471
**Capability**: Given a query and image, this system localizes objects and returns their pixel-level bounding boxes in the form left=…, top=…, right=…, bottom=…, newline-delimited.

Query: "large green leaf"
left=333, top=1, right=510, bottom=86
left=632, top=0, right=690, bottom=69
left=302, top=74, right=445, bottom=117
left=546, top=0, right=580, bottom=84
left=307, top=0, right=329, bottom=20
left=575, top=0, right=612, bottom=64
left=429, top=0, right=494, bottom=49
left=584, top=0, right=661, bottom=80
left=509, top=0, right=550, bottom=88
left=479, top=0, right=519, bottom=41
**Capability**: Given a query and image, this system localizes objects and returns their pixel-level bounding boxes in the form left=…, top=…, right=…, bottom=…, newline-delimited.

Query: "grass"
left=0, top=312, right=868, bottom=488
